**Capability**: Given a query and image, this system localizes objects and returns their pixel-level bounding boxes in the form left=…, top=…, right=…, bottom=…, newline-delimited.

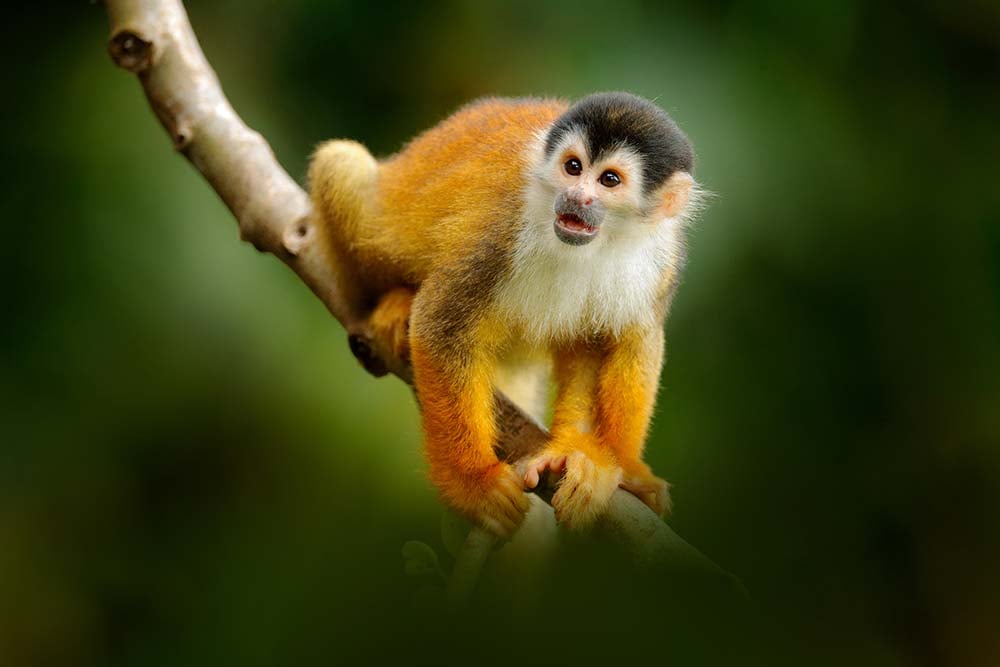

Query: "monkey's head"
left=534, top=92, right=697, bottom=247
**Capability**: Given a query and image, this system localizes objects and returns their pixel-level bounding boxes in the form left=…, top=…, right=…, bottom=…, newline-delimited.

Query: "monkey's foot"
left=620, top=462, right=672, bottom=517
left=446, top=463, right=530, bottom=540
left=523, top=437, right=622, bottom=531
left=368, top=286, right=415, bottom=365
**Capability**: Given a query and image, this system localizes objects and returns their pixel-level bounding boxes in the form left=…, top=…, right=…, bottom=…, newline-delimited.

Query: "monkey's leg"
left=522, top=343, right=622, bottom=531
left=596, top=326, right=671, bottom=516
left=307, top=140, right=380, bottom=326
left=409, top=300, right=530, bottom=539
left=348, top=286, right=415, bottom=377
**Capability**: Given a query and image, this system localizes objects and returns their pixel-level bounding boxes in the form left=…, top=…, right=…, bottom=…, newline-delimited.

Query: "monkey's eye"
left=564, top=158, right=583, bottom=176
left=599, top=170, right=622, bottom=188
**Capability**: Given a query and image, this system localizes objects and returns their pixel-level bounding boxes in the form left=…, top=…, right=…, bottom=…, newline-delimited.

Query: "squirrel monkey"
left=309, top=92, right=699, bottom=538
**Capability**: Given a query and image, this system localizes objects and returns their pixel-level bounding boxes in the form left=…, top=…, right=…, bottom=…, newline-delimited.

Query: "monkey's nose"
left=584, top=198, right=593, bottom=206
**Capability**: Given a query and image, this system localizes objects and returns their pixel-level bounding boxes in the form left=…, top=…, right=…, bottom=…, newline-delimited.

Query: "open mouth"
left=554, top=213, right=599, bottom=245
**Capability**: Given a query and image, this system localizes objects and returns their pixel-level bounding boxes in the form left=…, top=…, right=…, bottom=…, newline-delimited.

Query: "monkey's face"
left=531, top=92, right=698, bottom=251
left=541, top=132, right=647, bottom=247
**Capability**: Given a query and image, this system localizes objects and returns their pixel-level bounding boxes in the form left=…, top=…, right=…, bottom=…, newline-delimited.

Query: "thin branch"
left=103, top=0, right=740, bottom=600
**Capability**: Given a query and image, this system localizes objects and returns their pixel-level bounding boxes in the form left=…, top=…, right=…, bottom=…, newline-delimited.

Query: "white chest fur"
left=494, top=197, right=685, bottom=343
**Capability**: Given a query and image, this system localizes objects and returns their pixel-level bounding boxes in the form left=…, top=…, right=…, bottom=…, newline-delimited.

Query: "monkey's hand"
left=620, top=460, right=672, bottom=517
left=440, top=462, right=531, bottom=540
left=522, top=434, right=622, bottom=531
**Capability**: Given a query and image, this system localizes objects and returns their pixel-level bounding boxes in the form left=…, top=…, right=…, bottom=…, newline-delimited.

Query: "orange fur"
left=368, top=287, right=415, bottom=363
left=338, top=99, right=566, bottom=290
left=524, top=334, right=669, bottom=526
left=596, top=327, right=671, bottom=515
left=410, top=314, right=529, bottom=537
left=522, top=344, right=622, bottom=529
left=309, top=97, right=685, bottom=534
left=551, top=343, right=602, bottom=438
left=311, top=99, right=566, bottom=536
left=596, top=328, right=662, bottom=463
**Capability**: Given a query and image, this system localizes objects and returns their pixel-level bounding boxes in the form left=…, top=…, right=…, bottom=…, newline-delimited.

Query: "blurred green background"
left=3, top=1, right=999, bottom=665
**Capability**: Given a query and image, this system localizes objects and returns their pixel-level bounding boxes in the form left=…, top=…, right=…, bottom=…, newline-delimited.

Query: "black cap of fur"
left=544, top=92, right=694, bottom=193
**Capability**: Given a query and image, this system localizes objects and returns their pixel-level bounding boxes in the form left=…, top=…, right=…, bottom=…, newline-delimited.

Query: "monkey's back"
left=362, top=98, right=567, bottom=286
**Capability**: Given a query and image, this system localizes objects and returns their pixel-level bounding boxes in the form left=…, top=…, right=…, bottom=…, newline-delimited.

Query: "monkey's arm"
left=409, top=278, right=529, bottom=538
left=596, top=324, right=672, bottom=515
left=549, top=343, right=598, bottom=434
left=522, top=342, right=622, bottom=529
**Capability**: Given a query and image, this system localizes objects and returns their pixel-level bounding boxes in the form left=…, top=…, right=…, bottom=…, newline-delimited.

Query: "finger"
left=652, top=493, right=667, bottom=515
left=514, top=491, right=531, bottom=512
left=620, top=477, right=669, bottom=514
left=504, top=505, right=525, bottom=528
left=551, top=480, right=577, bottom=514
left=620, top=478, right=655, bottom=495
left=498, top=479, right=531, bottom=515
left=524, top=466, right=540, bottom=489
left=634, top=491, right=655, bottom=512
left=569, top=483, right=594, bottom=515
left=493, top=487, right=521, bottom=516
left=482, top=517, right=508, bottom=539
left=497, top=468, right=525, bottom=493
left=499, top=509, right=521, bottom=535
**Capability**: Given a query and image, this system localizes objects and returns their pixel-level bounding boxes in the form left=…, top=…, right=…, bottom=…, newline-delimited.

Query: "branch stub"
left=108, top=30, right=153, bottom=73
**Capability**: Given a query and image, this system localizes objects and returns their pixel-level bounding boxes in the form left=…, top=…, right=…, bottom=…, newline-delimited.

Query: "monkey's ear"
left=654, top=171, right=695, bottom=219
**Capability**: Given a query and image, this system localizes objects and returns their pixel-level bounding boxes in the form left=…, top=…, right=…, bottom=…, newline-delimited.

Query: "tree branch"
left=103, top=0, right=739, bottom=600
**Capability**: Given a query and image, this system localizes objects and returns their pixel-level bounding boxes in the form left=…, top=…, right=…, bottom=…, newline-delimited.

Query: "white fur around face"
left=495, top=136, right=688, bottom=344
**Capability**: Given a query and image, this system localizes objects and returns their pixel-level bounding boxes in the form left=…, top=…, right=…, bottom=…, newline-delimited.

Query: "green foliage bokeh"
left=2, top=1, right=999, bottom=665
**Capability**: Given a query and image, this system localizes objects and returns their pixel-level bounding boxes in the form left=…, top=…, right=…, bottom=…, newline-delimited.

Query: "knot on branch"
left=281, top=216, right=313, bottom=257
left=108, top=30, right=153, bottom=73
left=171, top=121, right=193, bottom=151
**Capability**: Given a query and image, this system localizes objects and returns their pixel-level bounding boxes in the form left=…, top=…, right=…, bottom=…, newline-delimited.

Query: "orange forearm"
left=410, top=335, right=501, bottom=498
left=547, top=343, right=618, bottom=468
left=596, top=327, right=664, bottom=467
left=551, top=343, right=601, bottom=438
left=409, top=301, right=529, bottom=536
